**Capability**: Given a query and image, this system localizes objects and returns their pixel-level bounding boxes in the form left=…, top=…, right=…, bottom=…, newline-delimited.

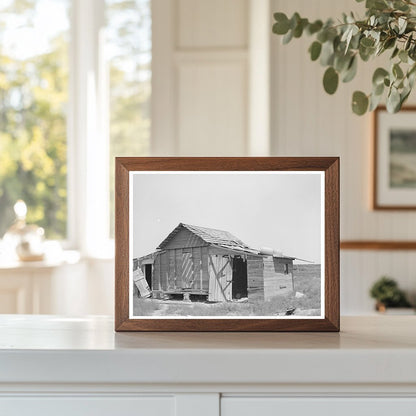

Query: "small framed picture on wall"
left=374, top=106, right=416, bottom=209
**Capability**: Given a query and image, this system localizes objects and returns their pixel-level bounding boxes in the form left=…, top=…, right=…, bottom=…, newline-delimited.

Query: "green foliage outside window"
left=107, top=0, right=151, bottom=237
left=0, top=1, right=69, bottom=238
left=0, top=0, right=151, bottom=240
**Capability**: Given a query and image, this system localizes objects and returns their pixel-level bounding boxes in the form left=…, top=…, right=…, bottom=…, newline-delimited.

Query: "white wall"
left=271, top=0, right=416, bottom=313
left=152, top=0, right=252, bottom=156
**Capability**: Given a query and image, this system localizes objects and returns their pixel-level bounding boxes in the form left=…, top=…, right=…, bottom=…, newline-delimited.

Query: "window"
left=0, top=0, right=70, bottom=239
left=0, top=0, right=151, bottom=252
left=106, top=0, right=151, bottom=237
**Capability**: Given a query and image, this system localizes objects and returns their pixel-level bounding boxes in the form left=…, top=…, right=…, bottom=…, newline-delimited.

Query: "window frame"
left=67, top=0, right=111, bottom=257
left=0, top=0, right=152, bottom=258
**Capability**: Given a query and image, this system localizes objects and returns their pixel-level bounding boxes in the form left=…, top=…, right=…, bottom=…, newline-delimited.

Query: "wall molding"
left=341, top=241, right=416, bottom=250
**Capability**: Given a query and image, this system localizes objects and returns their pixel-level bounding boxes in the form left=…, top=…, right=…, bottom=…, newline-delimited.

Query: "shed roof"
left=157, top=223, right=259, bottom=254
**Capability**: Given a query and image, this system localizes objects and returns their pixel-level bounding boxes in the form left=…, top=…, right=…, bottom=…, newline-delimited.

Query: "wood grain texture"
left=341, top=241, right=416, bottom=250
left=373, top=106, right=416, bottom=210
left=114, top=160, right=130, bottom=330
left=115, top=157, right=340, bottom=332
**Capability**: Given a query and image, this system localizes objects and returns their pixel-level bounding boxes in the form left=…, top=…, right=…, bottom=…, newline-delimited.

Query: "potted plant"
left=369, top=276, right=413, bottom=313
left=272, top=0, right=416, bottom=115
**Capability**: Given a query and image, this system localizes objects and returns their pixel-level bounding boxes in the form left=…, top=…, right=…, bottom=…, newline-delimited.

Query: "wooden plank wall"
left=201, top=247, right=209, bottom=291
left=263, top=258, right=294, bottom=300
left=247, top=256, right=264, bottom=301
left=174, top=249, right=183, bottom=288
left=153, top=254, right=161, bottom=292
left=168, top=250, right=176, bottom=290
left=155, top=247, right=210, bottom=293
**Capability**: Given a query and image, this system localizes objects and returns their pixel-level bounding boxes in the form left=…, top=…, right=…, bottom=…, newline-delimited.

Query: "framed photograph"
left=115, top=157, right=339, bottom=332
left=374, top=106, right=416, bottom=209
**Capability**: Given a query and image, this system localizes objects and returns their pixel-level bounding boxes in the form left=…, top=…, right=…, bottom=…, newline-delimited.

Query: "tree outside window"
left=0, top=0, right=151, bottom=243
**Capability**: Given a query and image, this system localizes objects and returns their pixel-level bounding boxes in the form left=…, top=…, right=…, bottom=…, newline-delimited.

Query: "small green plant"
left=369, top=276, right=411, bottom=308
left=272, top=0, right=416, bottom=115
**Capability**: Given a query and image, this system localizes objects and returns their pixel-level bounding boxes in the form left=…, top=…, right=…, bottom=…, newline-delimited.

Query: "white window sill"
left=0, top=250, right=81, bottom=271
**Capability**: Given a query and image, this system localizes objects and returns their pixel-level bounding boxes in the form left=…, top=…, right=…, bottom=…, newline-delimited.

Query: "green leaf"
left=393, top=0, right=410, bottom=11
left=409, top=45, right=416, bottom=61
left=290, top=12, right=301, bottom=30
left=360, top=37, right=375, bottom=48
left=320, top=40, right=335, bottom=66
left=352, top=91, right=369, bottom=115
left=387, top=87, right=401, bottom=113
left=342, top=56, right=357, bottom=83
left=334, top=52, right=350, bottom=72
left=398, top=17, right=407, bottom=34
left=309, top=41, right=322, bottom=61
left=273, top=13, right=290, bottom=35
left=282, top=29, right=293, bottom=44
left=393, top=63, right=404, bottom=79
left=408, top=63, right=416, bottom=78
left=399, top=49, right=408, bottom=63
left=400, top=88, right=411, bottom=107
left=293, top=18, right=308, bottom=38
left=359, top=45, right=374, bottom=62
left=307, top=20, right=323, bottom=35
left=405, top=34, right=413, bottom=51
left=383, top=37, right=396, bottom=50
left=317, top=30, right=328, bottom=43
left=374, top=82, right=385, bottom=96
left=391, top=47, right=399, bottom=59
left=366, top=0, right=388, bottom=10
left=342, top=25, right=359, bottom=53
left=369, top=92, right=383, bottom=111
left=372, top=67, right=389, bottom=86
left=350, top=33, right=361, bottom=49
left=408, top=68, right=416, bottom=88
left=359, top=38, right=377, bottom=61
left=323, top=67, right=339, bottom=95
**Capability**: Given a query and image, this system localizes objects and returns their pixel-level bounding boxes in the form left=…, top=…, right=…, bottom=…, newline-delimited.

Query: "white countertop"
left=0, top=315, right=415, bottom=386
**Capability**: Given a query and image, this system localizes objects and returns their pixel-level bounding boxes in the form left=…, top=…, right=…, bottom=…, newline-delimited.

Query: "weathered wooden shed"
left=135, top=223, right=295, bottom=302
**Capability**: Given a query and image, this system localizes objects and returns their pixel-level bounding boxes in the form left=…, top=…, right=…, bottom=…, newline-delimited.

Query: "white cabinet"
left=1, top=397, right=175, bottom=416
left=0, top=316, right=416, bottom=416
left=222, top=398, right=416, bottom=416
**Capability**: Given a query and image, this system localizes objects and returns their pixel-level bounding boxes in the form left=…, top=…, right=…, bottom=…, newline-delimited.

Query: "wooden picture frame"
left=373, top=106, right=416, bottom=210
left=115, top=157, right=339, bottom=332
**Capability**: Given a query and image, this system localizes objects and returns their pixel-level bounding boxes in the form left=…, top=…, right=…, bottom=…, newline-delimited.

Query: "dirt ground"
left=132, top=264, right=321, bottom=317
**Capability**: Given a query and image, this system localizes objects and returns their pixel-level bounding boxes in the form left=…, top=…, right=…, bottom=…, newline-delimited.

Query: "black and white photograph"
left=129, top=171, right=324, bottom=319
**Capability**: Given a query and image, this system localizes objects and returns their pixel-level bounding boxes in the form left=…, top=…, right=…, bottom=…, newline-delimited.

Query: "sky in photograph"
left=132, top=172, right=323, bottom=263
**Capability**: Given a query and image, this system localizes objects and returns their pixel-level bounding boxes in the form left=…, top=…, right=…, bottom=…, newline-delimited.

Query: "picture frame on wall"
left=115, top=157, right=339, bottom=332
left=374, top=106, right=416, bottom=210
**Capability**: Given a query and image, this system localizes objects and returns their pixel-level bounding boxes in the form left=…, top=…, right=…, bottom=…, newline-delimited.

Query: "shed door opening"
left=145, top=264, right=152, bottom=290
left=232, top=257, right=248, bottom=299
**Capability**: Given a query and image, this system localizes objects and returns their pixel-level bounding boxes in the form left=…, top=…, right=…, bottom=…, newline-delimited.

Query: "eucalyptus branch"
left=272, top=0, right=416, bottom=115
